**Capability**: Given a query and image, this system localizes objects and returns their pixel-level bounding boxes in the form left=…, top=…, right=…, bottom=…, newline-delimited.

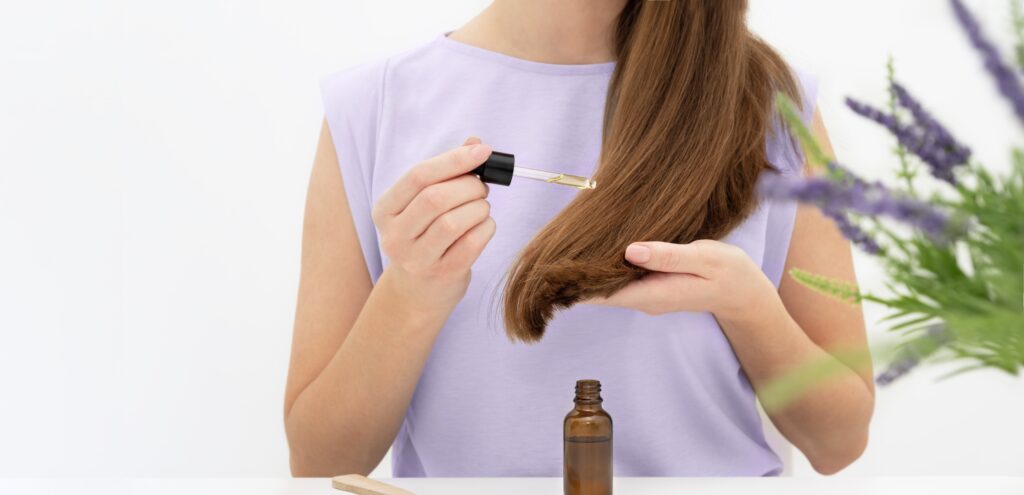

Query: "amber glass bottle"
left=563, top=379, right=612, bottom=495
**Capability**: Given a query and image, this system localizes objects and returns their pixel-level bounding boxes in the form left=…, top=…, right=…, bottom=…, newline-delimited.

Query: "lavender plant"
left=764, top=0, right=1024, bottom=387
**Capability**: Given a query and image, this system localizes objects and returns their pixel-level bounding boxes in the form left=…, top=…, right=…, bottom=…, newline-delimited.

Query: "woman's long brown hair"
left=502, top=0, right=803, bottom=342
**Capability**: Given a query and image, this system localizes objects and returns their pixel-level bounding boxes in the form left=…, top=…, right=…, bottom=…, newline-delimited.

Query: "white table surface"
left=3, top=477, right=1023, bottom=495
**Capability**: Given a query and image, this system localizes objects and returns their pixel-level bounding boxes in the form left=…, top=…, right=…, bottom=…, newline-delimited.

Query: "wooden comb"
left=331, top=474, right=415, bottom=495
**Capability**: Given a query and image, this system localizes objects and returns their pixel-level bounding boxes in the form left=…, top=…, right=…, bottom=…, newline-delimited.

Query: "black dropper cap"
left=472, top=151, right=515, bottom=186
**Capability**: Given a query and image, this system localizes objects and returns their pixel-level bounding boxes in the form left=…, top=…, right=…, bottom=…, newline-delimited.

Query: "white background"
left=1, top=0, right=1022, bottom=479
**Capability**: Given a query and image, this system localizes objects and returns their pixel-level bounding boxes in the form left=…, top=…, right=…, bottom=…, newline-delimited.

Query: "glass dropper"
left=512, top=166, right=597, bottom=190
left=472, top=150, right=597, bottom=190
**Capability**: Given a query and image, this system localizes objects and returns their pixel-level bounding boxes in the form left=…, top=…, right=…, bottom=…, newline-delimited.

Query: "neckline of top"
left=434, top=32, right=618, bottom=76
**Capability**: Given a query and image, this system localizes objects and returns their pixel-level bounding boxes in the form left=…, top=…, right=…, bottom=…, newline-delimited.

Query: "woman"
left=284, top=0, right=875, bottom=477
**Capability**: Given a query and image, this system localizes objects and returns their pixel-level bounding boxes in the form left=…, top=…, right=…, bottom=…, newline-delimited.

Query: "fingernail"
left=625, top=244, right=651, bottom=263
left=470, top=144, right=492, bottom=161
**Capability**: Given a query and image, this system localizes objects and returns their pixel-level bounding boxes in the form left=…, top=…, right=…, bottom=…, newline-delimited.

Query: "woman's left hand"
left=585, top=240, right=778, bottom=322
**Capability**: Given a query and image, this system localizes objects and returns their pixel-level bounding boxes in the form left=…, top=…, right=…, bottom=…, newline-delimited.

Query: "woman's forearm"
left=717, top=293, right=875, bottom=475
left=285, top=267, right=453, bottom=476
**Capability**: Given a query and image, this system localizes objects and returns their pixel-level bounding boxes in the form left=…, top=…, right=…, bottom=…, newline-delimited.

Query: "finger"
left=588, top=273, right=667, bottom=311
left=376, top=142, right=492, bottom=217
left=413, top=199, right=491, bottom=265
left=590, top=272, right=705, bottom=314
left=624, top=241, right=714, bottom=277
left=390, top=174, right=488, bottom=240
left=441, top=215, right=496, bottom=270
left=461, top=137, right=490, bottom=195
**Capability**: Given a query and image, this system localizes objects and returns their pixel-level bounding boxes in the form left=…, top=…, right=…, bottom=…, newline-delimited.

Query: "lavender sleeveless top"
left=319, top=33, right=818, bottom=477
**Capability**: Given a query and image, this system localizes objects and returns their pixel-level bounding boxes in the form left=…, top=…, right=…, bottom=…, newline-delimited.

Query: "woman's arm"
left=588, top=109, right=874, bottom=474
left=720, top=109, right=875, bottom=475
left=284, top=121, right=495, bottom=476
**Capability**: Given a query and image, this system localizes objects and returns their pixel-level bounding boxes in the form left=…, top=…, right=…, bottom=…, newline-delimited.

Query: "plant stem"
left=1012, top=0, right=1024, bottom=68
left=776, top=93, right=832, bottom=171
left=887, top=55, right=919, bottom=196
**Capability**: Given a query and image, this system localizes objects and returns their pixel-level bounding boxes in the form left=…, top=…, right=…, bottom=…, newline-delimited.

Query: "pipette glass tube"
left=513, top=166, right=597, bottom=190
left=472, top=150, right=597, bottom=190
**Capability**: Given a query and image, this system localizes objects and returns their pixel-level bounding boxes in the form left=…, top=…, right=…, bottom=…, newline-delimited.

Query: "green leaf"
left=775, top=93, right=831, bottom=170
left=789, top=268, right=862, bottom=304
left=759, top=347, right=876, bottom=412
left=1013, top=0, right=1024, bottom=68
left=934, top=363, right=989, bottom=382
left=889, top=314, right=940, bottom=332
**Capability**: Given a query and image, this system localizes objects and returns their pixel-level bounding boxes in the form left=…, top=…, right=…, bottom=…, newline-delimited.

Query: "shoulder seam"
left=369, top=55, right=392, bottom=189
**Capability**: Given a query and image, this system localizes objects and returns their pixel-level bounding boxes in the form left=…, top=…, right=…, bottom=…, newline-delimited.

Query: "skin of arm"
left=588, top=109, right=875, bottom=475
left=283, top=122, right=495, bottom=476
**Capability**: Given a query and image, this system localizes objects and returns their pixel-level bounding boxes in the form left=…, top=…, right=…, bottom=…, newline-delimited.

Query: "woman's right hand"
left=371, top=137, right=497, bottom=317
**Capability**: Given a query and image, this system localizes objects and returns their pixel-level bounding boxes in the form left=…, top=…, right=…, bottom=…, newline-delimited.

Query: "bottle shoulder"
left=564, top=407, right=612, bottom=420
left=564, top=407, right=612, bottom=437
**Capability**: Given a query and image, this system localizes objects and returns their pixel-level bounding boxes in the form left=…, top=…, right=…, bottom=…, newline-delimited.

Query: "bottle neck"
left=573, top=400, right=604, bottom=412
left=573, top=379, right=603, bottom=409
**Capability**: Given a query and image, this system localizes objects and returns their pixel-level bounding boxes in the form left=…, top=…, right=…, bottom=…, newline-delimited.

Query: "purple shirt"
left=319, top=33, right=817, bottom=477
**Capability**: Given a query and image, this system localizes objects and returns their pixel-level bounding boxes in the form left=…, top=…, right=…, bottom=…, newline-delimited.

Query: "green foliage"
left=760, top=347, right=873, bottom=412
left=758, top=0, right=1024, bottom=412
left=774, top=71, right=1024, bottom=381
left=789, top=268, right=863, bottom=305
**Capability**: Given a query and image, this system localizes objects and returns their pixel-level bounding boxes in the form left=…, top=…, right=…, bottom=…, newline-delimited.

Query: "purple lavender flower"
left=825, top=162, right=878, bottom=189
left=846, top=96, right=968, bottom=184
left=951, top=0, right=1024, bottom=123
left=892, top=83, right=972, bottom=170
left=759, top=169, right=956, bottom=243
left=875, top=354, right=920, bottom=386
left=790, top=164, right=884, bottom=253
left=876, top=323, right=949, bottom=386
left=830, top=213, right=883, bottom=254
